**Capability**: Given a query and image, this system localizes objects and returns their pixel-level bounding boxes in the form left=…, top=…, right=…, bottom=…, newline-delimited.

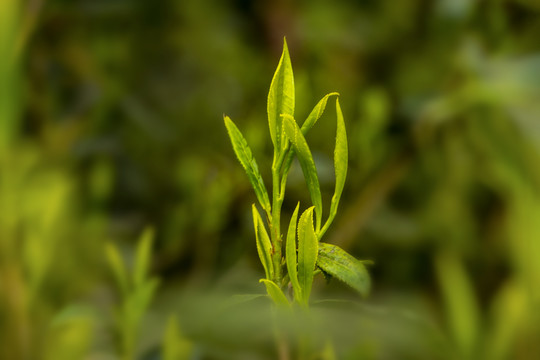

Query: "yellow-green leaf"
left=260, top=279, right=290, bottom=307
left=224, top=116, right=271, bottom=212
left=267, top=37, right=294, bottom=150
left=320, top=98, right=348, bottom=239
left=297, top=207, right=318, bottom=305
left=301, top=92, right=340, bottom=133
left=282, top=115, right=322, bottom=230
left=163, top=314, right=192, bottom=360
left=435, top=252, right=479, bottom=359
left=252, top=205, right=274, bottom=280
left=105, top=242, right=129, bottom=295
left=286, top=203, right=301, bottom=302
left=134, top=227, right=154, bottom=287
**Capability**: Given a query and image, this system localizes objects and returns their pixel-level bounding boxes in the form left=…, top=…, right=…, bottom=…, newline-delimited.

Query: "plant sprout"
left=224, top=38, right=370, bottom=307
left=105, top=228, right=160, bottom=360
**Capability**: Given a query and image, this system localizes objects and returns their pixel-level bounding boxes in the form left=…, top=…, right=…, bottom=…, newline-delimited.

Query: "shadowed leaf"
left=317, top=242, right=370, bottom=297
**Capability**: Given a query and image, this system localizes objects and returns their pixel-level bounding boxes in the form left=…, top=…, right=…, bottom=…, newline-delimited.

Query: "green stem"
left=270, top=150, right=283, bottom=285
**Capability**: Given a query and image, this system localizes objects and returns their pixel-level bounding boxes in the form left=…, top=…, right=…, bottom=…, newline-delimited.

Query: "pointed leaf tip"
left=224, top=117, right=271, bottom=212
left=252, top=205, right=274, bottom=279
left=267, top=39, right=295, bottom=149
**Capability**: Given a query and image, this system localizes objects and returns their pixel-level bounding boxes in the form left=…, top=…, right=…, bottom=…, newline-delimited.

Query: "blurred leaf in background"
left=1, top=0, right=540, bottom=359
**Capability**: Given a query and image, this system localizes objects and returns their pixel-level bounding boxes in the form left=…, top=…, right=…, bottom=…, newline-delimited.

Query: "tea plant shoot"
left=224, top=38, right=370, bottom=307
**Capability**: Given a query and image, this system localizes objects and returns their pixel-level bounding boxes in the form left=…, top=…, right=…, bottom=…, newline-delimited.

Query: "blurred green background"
left=1, top=0, right=540, bottom=359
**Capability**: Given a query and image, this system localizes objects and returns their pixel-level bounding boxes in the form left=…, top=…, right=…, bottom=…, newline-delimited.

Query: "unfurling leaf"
left=317, top=242, right=370, bottom=297
left=279, top=92, right=340, bottom=178
left=260, top=279, right=290, bottom=307
left=252, top=205, right=274, bottom=280
left=268, top=37, right=295, bottom=151
left=301, top=92, right=340, bottom=133
left=297, top=207, right=318, bottom=305
left=320, top=98, right=348, bottom=238
left=224, top=116, right=271, bottom=212
left=282, top=115, right=322, bottom=230
left=286, top=203, right=301, bottom=302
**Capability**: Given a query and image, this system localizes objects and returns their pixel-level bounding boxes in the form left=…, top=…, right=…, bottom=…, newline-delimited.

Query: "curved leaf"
left=252, top=205, right=274, bottom=279
left=134, top=227, right=154, bottom=287
left=297, top=207, right=318, bottom=305
left=224, top=116, right=271, bottom=212
left=105, top=243, right=128, bottom=296
left=301, top=92, right=340, bottom=133
left=267, top=37, right=294, bottom=150
left=286, top=203, right=301, bottom=302
left=278, top=92, right=340, bottom=180
left=320, top=98, right=348, bottom=238
left=282, top=115, right=322, bottom=230
left=317, top=242, right=370, bottom=297
left=260, top=279, right=290, bottom=307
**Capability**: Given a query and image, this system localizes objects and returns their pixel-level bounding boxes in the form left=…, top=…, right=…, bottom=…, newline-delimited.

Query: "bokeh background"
left=1, top=0, right=540, bottom=359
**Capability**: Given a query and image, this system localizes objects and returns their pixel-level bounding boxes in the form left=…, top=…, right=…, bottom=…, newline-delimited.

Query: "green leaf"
left=317, top=242, right=370, bottom=297
left=435, top=252, right=479, bottom=359
left=163, top=314, right=192, bottom=360
left=297, top=207, right=318, bottom=305
left=282, top=115, right=322, bottom=230
left=134, top=227, right=154, bottom=287
left=279, top=93, right=339, bottom=176
left=124, top=277, right=159, bottom=339
left=224, top=116, right=271, bottom=212
left=286, top=203, right=301, bottom=302
left=320, top=98, right=348, bottom=239
left=301, top=92, right=340, bottom=133
left=105, top=242, right=129, bottom=295
left=260, top=279, right=290, bottom=307
left=267, top=37, right=294, bottom=150
left=252, top=204, right=274, bottom=280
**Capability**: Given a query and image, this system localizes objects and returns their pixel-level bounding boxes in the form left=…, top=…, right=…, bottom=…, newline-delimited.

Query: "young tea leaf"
left=301, top=92, right=340, bottom=134
left=320, top=98, right=348, bottom=238
left=252, top=204, right=274, bottom=280
left=279, top=93, right=339, bottom=176
left=297, top=207, right=318, bottom=305
left=260, top=279, right=290, bottom=307
left=286, top=202, right=301, bottom=302
left=224, top=116, right=271, bottom=212
left=105, top=243, right=129, bottom=295
left=317, top=242, right=370, bottom=297
left=134, top=227, right=154, bottom=288
left=267, top=37, right=294, bottom=150
left=282, top=115, right=322, bottom=230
